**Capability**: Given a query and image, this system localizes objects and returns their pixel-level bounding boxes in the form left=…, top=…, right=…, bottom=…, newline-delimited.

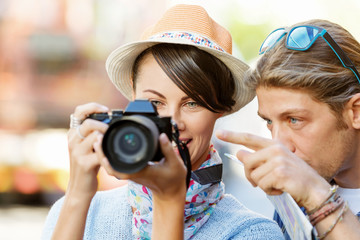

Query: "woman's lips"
left=172, top=139, right=192, bottom=154
left=180, top=138, right=192, bottom=146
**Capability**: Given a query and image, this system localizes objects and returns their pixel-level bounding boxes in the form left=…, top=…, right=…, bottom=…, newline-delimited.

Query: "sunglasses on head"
left=259, top=25, right=360, bottom=83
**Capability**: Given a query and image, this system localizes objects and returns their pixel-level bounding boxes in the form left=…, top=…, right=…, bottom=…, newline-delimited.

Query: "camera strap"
left=172, top=123, right=192, bottom=189
left=191, top=164, right=223, bottom=185
left=172, top=122, right=223, bottom=187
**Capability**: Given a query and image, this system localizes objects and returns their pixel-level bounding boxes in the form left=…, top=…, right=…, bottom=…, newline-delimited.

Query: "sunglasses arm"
left=322, top=33, right=360, bottom=83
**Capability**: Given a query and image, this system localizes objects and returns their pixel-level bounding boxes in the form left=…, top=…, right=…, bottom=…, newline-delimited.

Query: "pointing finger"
left=216, top=130, right=274, bottom=151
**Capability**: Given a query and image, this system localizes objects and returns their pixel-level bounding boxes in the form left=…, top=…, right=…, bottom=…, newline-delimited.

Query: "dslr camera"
left=88, top=99, right=173, bottom=174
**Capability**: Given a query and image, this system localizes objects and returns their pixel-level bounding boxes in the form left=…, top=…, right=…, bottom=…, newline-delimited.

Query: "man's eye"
left=266, top=119, right=272, bottom=125
left=290, top=118, right=298, bottom=124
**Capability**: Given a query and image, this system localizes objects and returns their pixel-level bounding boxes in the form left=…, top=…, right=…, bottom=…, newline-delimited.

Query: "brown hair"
left=132, top=43, right=236, bottom=113
left=246, top=19, right=360, bottom=126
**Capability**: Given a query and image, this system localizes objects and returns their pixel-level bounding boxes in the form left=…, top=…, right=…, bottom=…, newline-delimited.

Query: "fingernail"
left=93, top=141, right=99, bottom=151
left=215, top=129, right=224, bottom=138
left=159, top=133, right=168, bottom=144
left=93, top=135, right=102, bottom=150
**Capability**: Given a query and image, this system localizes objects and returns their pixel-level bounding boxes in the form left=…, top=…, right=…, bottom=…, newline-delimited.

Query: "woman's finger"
left=94, top=136, right=137, bottom=180
left=73, top=103, right=109, bottom=120
left=159, top=133, right=183, bottom=166
left=68, top=119, right=108, bottom=146
left=79, top=119, right=109, bottom=137
left=93, top=136, right=115, bottom=174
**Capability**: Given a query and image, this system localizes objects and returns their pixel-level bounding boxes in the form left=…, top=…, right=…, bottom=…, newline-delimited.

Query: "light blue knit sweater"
left=42, top=185, right=284, bottom=239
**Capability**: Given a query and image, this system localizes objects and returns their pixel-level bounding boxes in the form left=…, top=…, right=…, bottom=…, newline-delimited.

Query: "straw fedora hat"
left=106, top=4, right=255, bottom=114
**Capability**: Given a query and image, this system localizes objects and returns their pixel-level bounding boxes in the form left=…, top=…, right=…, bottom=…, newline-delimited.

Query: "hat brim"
left=105, top=38, right=255, bottom=115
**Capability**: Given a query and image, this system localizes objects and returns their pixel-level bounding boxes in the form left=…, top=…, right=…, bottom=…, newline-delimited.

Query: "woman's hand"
left=67, top=103, right=109, bottom=200
left=52, top=103, right=110, bottom=240
left=94, top=133, right=187, bottom=240
left=94, top=133, right=187, bottom=201
left=216, top=130, right=330, bottom=211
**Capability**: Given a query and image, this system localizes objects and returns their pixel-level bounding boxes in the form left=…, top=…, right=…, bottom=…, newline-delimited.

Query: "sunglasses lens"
left=259, top=28, right=286, bottom=54
left=287, top=26, right=320, bottom=50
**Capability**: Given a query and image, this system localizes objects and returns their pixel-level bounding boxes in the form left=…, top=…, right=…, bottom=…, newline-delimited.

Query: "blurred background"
left=0, top=0, right=359, bottom=239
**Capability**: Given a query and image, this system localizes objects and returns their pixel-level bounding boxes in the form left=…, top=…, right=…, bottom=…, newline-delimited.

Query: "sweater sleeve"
left=41, top=195, right=65, bottom=240
left=228, top=214, right=285, bottom=240
left=192, top=194, right=285, bottom=240
left=40, top=186, right=133, bottom=240
left=225, top=195, right=284, bottom=240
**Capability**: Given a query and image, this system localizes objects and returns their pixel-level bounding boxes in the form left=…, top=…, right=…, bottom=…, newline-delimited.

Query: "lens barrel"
left=102, top=115, right=160, bottom=173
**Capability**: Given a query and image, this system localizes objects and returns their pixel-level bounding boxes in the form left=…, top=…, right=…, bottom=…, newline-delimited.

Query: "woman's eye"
left=186, top=101, right=198, bottom=108
left=151, top=100, right=162, bottom=107
left=266, top=119, right=272, bottom=125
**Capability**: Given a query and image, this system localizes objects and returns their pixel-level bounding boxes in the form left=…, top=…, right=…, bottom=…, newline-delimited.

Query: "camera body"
left=88, top=99, right=172, bottom=174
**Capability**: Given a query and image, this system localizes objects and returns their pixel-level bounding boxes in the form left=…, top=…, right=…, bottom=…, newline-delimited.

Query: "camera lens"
left=102, top=115, right=160, bottom=173
left=121, top=132, right=141, bottom=154
left=113, top=125, right=148, bottom=164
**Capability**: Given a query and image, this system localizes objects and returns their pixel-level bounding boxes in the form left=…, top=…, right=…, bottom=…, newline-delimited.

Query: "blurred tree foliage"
left=228, top=19, right=272, bottom=62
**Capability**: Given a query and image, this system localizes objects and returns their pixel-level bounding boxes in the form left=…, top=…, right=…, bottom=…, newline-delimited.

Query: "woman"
left=42, top=4, right=283, bottom=240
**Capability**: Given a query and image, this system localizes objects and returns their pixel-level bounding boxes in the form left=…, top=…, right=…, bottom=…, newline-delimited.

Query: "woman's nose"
left=167, top=108, right=185, bottom=131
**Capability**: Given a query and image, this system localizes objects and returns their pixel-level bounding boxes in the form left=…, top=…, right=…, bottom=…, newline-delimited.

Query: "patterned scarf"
left=128, top=145, right=225, bottom=240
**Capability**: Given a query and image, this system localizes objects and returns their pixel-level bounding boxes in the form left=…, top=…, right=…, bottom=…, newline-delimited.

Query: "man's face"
left=256, top=86, right=356, bottom=181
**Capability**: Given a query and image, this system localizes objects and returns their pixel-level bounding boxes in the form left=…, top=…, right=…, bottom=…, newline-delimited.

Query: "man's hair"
left=132, top=43, right=236, bottom=113
left=246, top=19, right=360, bottom=127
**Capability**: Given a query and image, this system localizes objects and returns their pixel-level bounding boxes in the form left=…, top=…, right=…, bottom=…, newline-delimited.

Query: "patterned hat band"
left=149, top=32, right=225, bottom=53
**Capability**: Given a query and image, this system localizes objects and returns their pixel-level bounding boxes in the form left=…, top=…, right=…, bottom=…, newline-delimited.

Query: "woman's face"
left=133, top=54, right=223, bottom=170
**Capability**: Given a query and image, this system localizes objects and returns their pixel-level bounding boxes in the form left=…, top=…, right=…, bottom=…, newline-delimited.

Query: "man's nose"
left=271, top=125, right=296, bottom=153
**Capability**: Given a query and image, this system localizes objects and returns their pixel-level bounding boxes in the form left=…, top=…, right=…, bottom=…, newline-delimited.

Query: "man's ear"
left=346, top=93, right=360, bottom=129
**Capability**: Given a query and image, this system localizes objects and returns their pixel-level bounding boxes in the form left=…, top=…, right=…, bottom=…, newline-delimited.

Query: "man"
left=217, top=19, right=360, bottom=239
